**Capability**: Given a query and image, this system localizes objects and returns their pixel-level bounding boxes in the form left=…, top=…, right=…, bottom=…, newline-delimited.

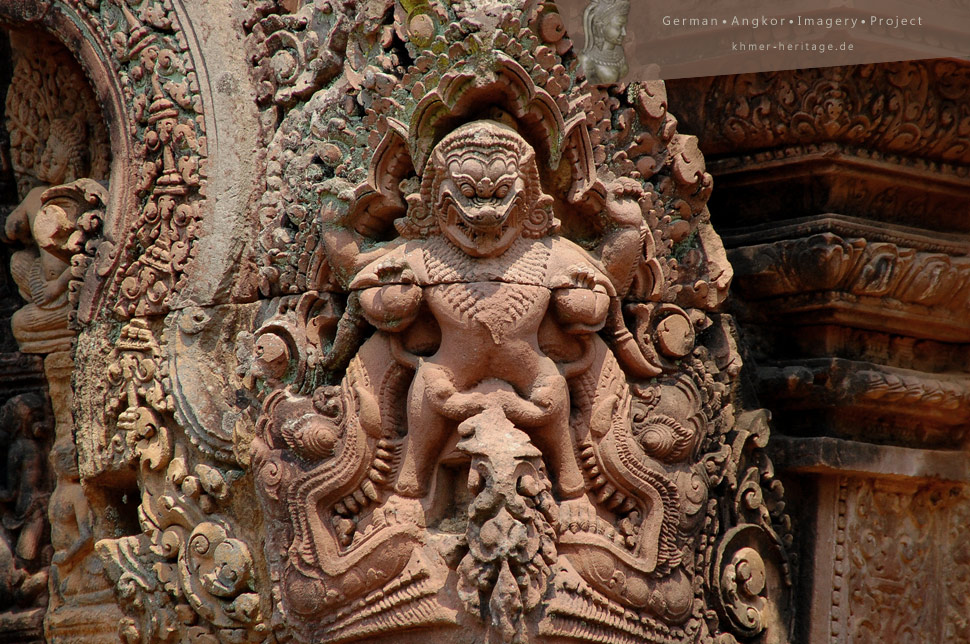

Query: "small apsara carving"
left=579, top=0, right=630, bottom=85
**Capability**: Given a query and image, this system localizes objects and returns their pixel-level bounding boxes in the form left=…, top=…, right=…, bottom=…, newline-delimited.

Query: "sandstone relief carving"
left=46, top=440, right=120, bottom=643
left=828, top=478, right=970, bottom=644
left=676, top=63, right=970, bottom=165
left=665, top=62, right=970, bottom=232
left=245, top=2, right=791, bottom=642
left=0, top=394, right=52, bottom=613
left=94, top=320, right=266, bottom=644
left=0, top=29, right=118, bottom=644
left=0, top=2, right=208, bottom=322
left=0, top=1, right=795, bottom=643
left=2, top=32, right=109, bottom=354
left=5, top=178, right=108, bottom=354
left=728, top=228, right=970, bottom=343
left=667, top=61, right=970, bottom=644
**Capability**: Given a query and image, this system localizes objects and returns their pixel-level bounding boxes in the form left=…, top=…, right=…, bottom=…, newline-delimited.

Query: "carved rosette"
left=244, top=1, right=793, bottom=643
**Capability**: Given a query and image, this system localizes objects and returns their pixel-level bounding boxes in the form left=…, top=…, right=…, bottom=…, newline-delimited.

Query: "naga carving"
left=246, top=2, right=792, bottom=642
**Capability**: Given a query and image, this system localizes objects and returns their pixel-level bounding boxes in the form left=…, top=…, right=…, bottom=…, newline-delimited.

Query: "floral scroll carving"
left=829, top=478, right=970, bottom=644
left=104, top=0, right=207, bottom=318
left=245, top=1, right=792, bottom=643
left=92, top=319, right=265, bottom=644
left=681, top=63, right=970, bottom=165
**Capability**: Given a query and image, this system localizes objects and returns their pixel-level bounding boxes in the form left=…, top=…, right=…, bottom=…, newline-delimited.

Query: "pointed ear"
left=562, top=113, right=605, bottom=206
left=350, top=117, right=414, bottom=238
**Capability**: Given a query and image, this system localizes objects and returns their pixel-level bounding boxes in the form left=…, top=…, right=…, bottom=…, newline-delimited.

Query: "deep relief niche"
left=244, top=1, right=793, bottom=643
left=0, top=27, right=115, bottom=644
left=2, top=29, right=109, bottom=354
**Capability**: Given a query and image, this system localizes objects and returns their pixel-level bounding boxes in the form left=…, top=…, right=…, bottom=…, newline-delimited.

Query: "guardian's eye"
left=459, top=182, right=475, bottom=198
left=496, top=185, right=509, bottom=199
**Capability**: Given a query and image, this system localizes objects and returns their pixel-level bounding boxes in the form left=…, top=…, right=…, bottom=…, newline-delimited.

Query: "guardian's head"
left=428, top=120, right=554, bottom=257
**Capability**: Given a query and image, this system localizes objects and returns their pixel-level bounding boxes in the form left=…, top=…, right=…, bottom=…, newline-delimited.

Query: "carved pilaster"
left=668, top=61, right=970, bottom=643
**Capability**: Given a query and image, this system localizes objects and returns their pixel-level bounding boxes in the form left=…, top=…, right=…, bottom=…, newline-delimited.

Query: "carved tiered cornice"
left=758, top=358, right=970, bottom=448
left=668, top=62, right=970, bottom=233
left=669, top=63, right=970, bottom=643
left=724, top=215, right=970, bottom=343
left=672, top=62, right=970, bottom=165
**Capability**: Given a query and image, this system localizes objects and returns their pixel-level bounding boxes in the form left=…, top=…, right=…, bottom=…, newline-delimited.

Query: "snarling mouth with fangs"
left=440, top=189, right=522, bottom=257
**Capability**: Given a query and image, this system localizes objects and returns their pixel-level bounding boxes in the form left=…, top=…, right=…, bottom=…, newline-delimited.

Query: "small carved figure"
left=4, top=117, right=88, bottom=354
left=0, top=394, right=51, bottom=607
left=579, top=0, right=631, bottom=84
left=47, top=441, right=112, bottom=607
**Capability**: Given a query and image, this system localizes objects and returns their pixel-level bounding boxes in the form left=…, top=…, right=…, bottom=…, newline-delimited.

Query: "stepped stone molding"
left=668, top=64, right=970, bottom=233
left=726, top=220, right=970, bottom=343
left=668, top=57, right=970, bottom=644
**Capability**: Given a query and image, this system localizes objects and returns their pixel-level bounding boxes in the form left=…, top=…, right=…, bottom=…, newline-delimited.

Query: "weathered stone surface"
left=0, top=29, right=114, bottom=644
left=668, top=60, right=970, bottom=644
left=241, top=2, right=791, bottom=640
left=0, top=2, right=964, bottom=644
